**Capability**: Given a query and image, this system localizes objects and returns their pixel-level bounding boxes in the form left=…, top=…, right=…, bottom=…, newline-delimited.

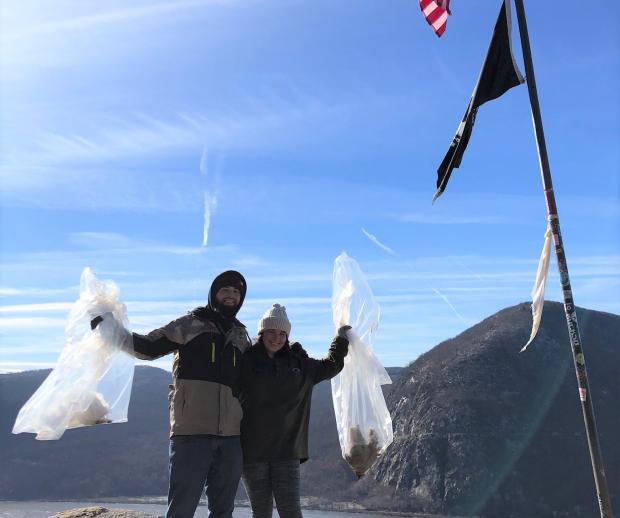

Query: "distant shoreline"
left=0, top=498, right=445, bottom=518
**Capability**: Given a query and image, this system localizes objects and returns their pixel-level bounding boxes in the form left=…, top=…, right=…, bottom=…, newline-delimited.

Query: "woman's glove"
left=337, top=325, right=352, bottom=339
left=333, top=326, right=351, bottom=354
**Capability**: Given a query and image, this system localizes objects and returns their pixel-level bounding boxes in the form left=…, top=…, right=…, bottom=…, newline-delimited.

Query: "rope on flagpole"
left=512, top=1, right=614, bottom=516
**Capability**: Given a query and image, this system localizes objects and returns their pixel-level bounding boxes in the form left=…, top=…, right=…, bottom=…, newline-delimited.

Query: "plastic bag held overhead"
left=331, top=252, right=393, bottom=477
left=12, top=268, right=135, bottom=440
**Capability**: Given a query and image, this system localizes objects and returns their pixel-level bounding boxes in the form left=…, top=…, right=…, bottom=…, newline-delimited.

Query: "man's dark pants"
left=166, top=435, right=242, bottom=518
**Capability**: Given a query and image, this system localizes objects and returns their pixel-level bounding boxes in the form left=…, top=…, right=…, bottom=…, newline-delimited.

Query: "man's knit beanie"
left=207, top=270, right=247, bottom=317
left=257, top=303, right=291, bottom=336
left=211, top=270, right=246, bottom=298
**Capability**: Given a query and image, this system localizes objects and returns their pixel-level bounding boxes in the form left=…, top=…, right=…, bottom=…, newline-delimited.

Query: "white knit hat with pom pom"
left=257, top=303, right=291, bottom=336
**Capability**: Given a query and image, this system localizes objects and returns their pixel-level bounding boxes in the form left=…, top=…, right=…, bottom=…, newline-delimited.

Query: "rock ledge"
left=50, top=506, right=160, bottom=518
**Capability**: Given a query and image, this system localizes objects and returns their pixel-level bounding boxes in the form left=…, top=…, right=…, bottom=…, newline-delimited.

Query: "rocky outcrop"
left=362, top=302, right=619, bottom=517
left=50, top=507, right=159, bottom=518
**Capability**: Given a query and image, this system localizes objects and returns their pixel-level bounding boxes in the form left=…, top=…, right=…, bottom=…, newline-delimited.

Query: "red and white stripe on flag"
left=419, top=0, right=450, bottom=37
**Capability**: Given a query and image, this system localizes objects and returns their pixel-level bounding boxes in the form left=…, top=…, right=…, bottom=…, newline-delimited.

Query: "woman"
left=239, top=303, right=350, bottom=518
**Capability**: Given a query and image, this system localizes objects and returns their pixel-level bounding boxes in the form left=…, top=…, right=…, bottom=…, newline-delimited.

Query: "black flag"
left=434, top=0, right=524, bottom=201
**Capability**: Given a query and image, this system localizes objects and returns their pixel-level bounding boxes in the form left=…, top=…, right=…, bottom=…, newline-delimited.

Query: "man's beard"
left=219, top=304, right=238, bottom=318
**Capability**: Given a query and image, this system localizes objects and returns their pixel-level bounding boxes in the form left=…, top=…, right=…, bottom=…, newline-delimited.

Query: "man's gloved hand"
left=90, top=312, right=133, bottom=351
left=90, top=315, right=104, bottom=330
left=337, top=325, right=352, bottom=338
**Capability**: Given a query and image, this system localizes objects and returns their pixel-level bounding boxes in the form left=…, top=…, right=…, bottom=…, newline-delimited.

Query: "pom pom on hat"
left=258, top=303, right=291, bottom=336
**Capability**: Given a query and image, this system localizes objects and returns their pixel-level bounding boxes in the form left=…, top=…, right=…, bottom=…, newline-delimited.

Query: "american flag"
left=419, top=0, right=451, bottom=37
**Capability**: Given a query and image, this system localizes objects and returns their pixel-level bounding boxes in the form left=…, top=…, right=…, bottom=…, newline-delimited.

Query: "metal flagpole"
left=512, top=1, right=614, bottom=516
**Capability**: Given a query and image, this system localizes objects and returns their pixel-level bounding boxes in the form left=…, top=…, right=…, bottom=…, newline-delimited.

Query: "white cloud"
left=24, top=115, right=205, bottom=165
left=399, top=213, right=503, bottom=224
left=0, top=241, right=240, bottom=281
left=245, top=296, right=331, bottom=306
left=1, top=252, right=618, bottom=371
left=1, top=86, right=423, bottom=205
left=0, top=344, right=64, bottom=355
left=0, top=317, right=67, bottom=329
left=68, top=232, right=136, bottom=249
left=0, top=302, right=73, bottom=313
left=0, top=358, right=174, bottom=374
left=3, top=0, right=230, bottom=41
left=0, top=286, right=77, bottom=297
left=394, top=192, right=537, bottom=225
left=399, top=193, right=620, bottom=228
left=9, top=92, right=365, bottom=167
left=232, top=256, right=271, bottom=268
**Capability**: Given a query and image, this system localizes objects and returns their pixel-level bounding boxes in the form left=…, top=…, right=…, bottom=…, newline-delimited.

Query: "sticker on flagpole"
left=579, top=388, right=587, bottom=402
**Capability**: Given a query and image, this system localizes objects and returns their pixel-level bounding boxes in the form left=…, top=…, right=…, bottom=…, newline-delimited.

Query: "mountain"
left=1, top=302, right=618, bottom=518
left=359, top=302, right=619, bottom=517
left=0, top=363, right=401, bottom=502
left=0, top=366, right=171, bottom=499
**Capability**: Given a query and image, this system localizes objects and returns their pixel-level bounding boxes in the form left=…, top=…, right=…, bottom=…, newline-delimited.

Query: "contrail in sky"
left=432, top=288, right=467, bottom=323
left=202, top=193, right=216, bottom=247
left=361, top=227, right=396, bottom=255
left=200, top=146, right=218, bottom=248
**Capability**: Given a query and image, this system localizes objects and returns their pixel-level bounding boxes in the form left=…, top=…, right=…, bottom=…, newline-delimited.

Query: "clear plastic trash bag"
left=12, top=267, right=135, bottom=440
left=331, top=252, right=393, bottom=477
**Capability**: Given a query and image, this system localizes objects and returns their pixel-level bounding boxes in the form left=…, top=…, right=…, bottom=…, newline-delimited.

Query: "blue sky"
left=1, top=0, right=618, bottom=372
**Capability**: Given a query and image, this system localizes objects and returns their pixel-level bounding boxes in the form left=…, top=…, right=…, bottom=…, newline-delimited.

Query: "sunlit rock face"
left=366, top=302, right=619, bottom=518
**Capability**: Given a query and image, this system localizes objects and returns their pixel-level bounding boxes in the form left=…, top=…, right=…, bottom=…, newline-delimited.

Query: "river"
left=0, top=501, right=400, bottom=518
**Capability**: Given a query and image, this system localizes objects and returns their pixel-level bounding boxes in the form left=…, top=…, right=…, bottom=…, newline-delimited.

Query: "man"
left=93, top=270, right=251, bottom=518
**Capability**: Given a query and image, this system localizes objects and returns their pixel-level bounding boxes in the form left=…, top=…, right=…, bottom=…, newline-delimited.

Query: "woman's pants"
left=242, top=460, right=303, bottom=518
